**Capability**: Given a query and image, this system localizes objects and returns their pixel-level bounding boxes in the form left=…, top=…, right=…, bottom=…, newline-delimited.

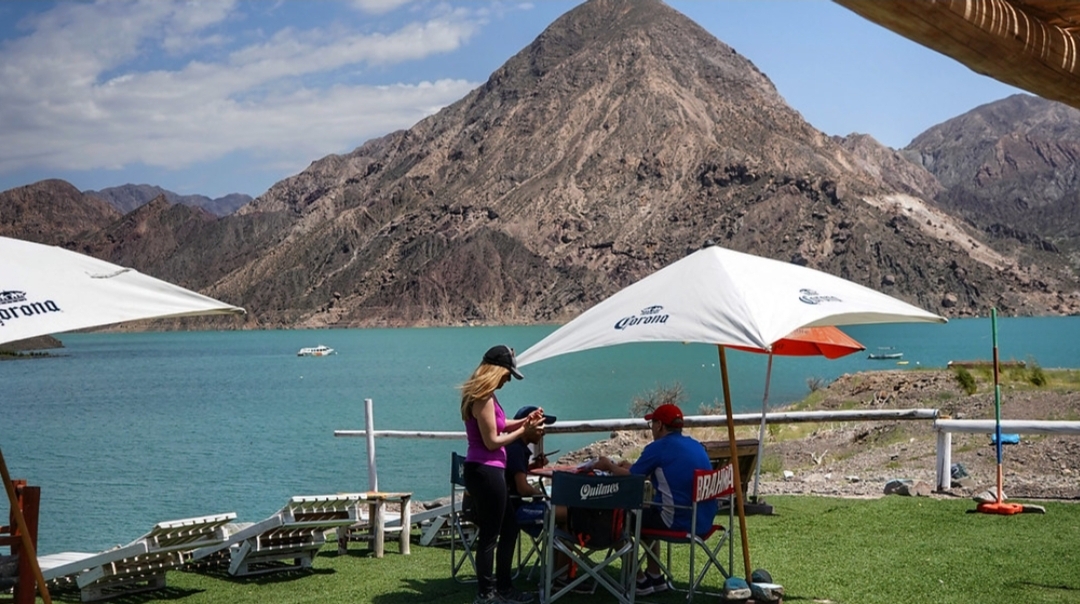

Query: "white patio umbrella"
left=0, top=236, right=245, bottom=346
left=0, top=235, right=244, bottom=604
left=517, top=244, right=946, bottom=581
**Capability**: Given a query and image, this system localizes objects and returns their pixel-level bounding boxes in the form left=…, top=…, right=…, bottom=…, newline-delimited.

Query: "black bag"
left=567, top=506, right=625, bottom=549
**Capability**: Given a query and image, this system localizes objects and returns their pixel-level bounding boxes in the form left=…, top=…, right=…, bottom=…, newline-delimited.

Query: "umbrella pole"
left=0, top=447, right=52, bottom=604
left=718, top=345, right=752, bottom=582
left=750, top=353, right=774, bottom=502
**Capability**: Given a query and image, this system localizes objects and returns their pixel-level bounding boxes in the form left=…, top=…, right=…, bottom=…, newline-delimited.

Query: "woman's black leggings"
left=463, top=461, right=518, bottom=595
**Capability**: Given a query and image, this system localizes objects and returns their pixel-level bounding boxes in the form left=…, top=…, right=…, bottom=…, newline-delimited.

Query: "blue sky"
left=0, top=0, right=1021, bottom=199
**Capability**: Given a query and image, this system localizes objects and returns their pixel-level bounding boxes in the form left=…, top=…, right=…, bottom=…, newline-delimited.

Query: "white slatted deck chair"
left=37, top=512, right=235, bottom=602
left=191, top=494, right=362, bottom=576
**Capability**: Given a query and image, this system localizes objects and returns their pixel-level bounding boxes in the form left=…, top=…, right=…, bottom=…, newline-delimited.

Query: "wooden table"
left=336, top=491, right=412, bottom=558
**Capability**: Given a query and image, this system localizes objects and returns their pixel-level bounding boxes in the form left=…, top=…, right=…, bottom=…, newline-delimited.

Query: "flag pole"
left=976, top=308, right=1023, bottom=515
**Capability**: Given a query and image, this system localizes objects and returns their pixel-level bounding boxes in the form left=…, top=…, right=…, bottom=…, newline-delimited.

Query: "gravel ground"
left=558, top=369, right=1080, bottom=502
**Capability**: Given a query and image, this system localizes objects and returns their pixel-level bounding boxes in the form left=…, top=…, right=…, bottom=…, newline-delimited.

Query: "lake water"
left=4, top=316, right=1078, bottom=554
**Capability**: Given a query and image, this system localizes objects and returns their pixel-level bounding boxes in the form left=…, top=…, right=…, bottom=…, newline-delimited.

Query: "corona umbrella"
left=0, top=236, right=244, bottom=346
left=0, top=235, right=244, bottom=603
left=518, top=244, right=945, bottom=581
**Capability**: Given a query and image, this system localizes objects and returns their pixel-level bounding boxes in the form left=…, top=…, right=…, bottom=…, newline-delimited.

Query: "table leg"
left=372, top=501, right=385, bottom=558
left=399, top=495, right=411, bottom=555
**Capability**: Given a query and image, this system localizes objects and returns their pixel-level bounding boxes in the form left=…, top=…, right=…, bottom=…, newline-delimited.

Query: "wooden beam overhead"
left=834, top=0, right=1080, bottom=110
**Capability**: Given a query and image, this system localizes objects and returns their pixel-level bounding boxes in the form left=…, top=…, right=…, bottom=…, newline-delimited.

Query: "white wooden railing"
left=335, top=399, right=1080, bottom=495
left=933, top=419, right=1080, bottom=490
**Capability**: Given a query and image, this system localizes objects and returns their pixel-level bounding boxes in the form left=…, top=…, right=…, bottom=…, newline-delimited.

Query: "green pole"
left=992, top=308, right=1004, bottom=503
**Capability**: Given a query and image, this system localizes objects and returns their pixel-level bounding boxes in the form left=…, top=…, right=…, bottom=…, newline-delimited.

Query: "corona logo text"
left=614, top=305, right=670, bottom=330
left=0, top=290, right=63, bottom=328
left=798, top=288, right=842, bottom=305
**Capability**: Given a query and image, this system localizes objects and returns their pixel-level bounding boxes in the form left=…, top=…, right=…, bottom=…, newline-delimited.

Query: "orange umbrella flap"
left=730, top=325, right=864, bottom=359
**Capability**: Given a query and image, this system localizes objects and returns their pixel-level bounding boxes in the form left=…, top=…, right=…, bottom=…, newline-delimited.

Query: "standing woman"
left=461, top=345, right=543, bottom=604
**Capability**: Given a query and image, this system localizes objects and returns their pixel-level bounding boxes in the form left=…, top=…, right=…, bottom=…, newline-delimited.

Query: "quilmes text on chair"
left=543, top=472, right=646, bottom=604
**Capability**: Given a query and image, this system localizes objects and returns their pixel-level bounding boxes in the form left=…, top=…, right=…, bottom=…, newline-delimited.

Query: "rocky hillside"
left=3, top=0, right=1079, bottom=328
left=903, top=94, right=1080, bottom=299
left=0, top=180, right=119, bottom=245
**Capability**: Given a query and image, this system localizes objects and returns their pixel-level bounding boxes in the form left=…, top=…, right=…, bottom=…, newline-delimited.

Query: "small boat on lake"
left=867, top=352, right=903, bottom=360
left=297, top=345, right=335, bottom=357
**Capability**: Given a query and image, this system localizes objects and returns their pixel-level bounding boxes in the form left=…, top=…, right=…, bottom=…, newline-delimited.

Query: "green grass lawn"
left=39, top=496, right=1080, bottom=604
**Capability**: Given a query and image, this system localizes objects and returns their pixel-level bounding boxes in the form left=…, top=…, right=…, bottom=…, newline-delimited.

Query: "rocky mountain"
left=214, top=0, right=1077, bottom=325
left=903, top=94, right=1080, bottom=287
left=85, top=184, right=251, bottom=216
left=0, top=179, right=120, bottom=245
left=4, top=0, right=1079, bottom=329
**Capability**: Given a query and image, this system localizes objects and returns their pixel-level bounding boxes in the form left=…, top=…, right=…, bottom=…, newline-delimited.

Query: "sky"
left=0, top=1, right=1023, bottom=200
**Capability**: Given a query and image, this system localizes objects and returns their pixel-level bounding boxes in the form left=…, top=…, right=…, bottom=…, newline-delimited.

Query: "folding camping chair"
left=449, top=452, right=479, bottom=583
left=512, top=492, right=547, bottom=580
left=639, top=465, right=735, bottom=602
left=542, top=472, right=645, bottom=604
left=449, top=451, right=544, bottom=583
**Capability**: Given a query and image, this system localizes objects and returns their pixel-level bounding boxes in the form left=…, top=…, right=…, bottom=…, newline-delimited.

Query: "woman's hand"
left=528, top=407, right=546, bottom=424
left=523, top=417, right=544, bottom=440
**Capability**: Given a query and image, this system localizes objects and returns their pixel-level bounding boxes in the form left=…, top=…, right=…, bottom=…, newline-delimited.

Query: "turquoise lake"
left=4, top=317, right=1078, bottom=554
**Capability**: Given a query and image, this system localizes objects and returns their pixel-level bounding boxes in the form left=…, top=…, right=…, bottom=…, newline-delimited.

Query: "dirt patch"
left=562, top=369, right=1080, bottom=502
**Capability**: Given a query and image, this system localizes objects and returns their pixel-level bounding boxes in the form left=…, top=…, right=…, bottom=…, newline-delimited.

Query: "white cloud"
left=0, top=0, right=482, bottom=177
left=350, top=0, right=416, bottom=15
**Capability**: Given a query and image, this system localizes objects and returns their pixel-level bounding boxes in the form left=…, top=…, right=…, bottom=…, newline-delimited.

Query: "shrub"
left=954, top=367, right=977, bottom=395
left=630, top=381, right=687, bottom=418
left=806, top=376, right=826, bottom=392
left=1028, top=359, right=1047, bottom=387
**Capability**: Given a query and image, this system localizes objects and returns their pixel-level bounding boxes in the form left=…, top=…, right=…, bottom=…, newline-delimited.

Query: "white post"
left=935, top=430, right=952, bottom=492
left=365, top=398, right=378, bottom=492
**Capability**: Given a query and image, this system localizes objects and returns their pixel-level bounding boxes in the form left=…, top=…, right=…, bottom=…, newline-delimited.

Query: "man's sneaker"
left=473, top=591, right=500, bottom=604
left=647, top=573, right=670, bottom=593
left=497, top=587, right=536, bottom=604
left=553, top=578, right=593, bottom=594
left=635, top=575, right=655, bottom=596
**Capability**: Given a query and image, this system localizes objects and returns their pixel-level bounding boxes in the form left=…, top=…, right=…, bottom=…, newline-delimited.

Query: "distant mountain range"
left=84, top=184, right=251, bottom=217
left=2, top=0, right=1078, bottom=331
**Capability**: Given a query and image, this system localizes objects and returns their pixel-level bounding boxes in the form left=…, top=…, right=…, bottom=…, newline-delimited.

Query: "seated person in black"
left=505, top=405, right=559, bottom=534
left=506, top=406, right=585, bottom=591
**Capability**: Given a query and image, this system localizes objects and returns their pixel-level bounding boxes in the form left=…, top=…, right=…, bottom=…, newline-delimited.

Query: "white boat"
left=297, top=345, right=335, bottom=357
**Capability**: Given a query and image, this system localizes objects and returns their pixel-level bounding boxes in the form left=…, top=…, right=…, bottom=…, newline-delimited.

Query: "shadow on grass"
left=1014, top=580, right=1079, bottom=593
left=181, top=562, right=333, bottom=585
left=370, top=576, right=474, bottom=604
left=318, top=548, right=391, bottom=560
left=48, top=585, right=204, bottom=604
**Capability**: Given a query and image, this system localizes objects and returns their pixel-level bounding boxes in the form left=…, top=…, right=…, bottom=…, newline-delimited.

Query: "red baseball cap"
left=644, top=403, right=684, bottom=428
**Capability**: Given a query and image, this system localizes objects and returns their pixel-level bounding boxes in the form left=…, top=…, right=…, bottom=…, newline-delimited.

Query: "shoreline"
left=519, top=369, right=1080, bottom=504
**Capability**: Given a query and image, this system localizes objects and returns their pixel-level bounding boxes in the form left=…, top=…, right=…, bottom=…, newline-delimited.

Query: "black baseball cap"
left=483, top=344, right=524, bottom=379
left=515, top=405, right=556, bottom=424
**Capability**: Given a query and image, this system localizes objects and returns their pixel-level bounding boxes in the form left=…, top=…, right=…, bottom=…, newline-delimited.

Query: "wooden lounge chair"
left=37, top=512, right=235, bottom=602
left=191, top=494, right=362, bottom=576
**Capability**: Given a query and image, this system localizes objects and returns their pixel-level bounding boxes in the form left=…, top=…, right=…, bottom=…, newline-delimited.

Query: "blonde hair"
left=460, top=363, right=510, bottom=421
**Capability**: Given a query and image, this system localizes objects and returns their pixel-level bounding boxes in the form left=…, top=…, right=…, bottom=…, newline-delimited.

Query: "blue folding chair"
left=449, top=452, right=478, bottom=583
left=542, top=472, right=645, bottom=604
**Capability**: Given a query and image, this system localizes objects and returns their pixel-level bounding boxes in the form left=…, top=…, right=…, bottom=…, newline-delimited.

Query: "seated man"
left=592, top=403, right=717, bottom=596
left=505, top=405, right=559, bottom=535
left=507, top=406, right=581, bottom=591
